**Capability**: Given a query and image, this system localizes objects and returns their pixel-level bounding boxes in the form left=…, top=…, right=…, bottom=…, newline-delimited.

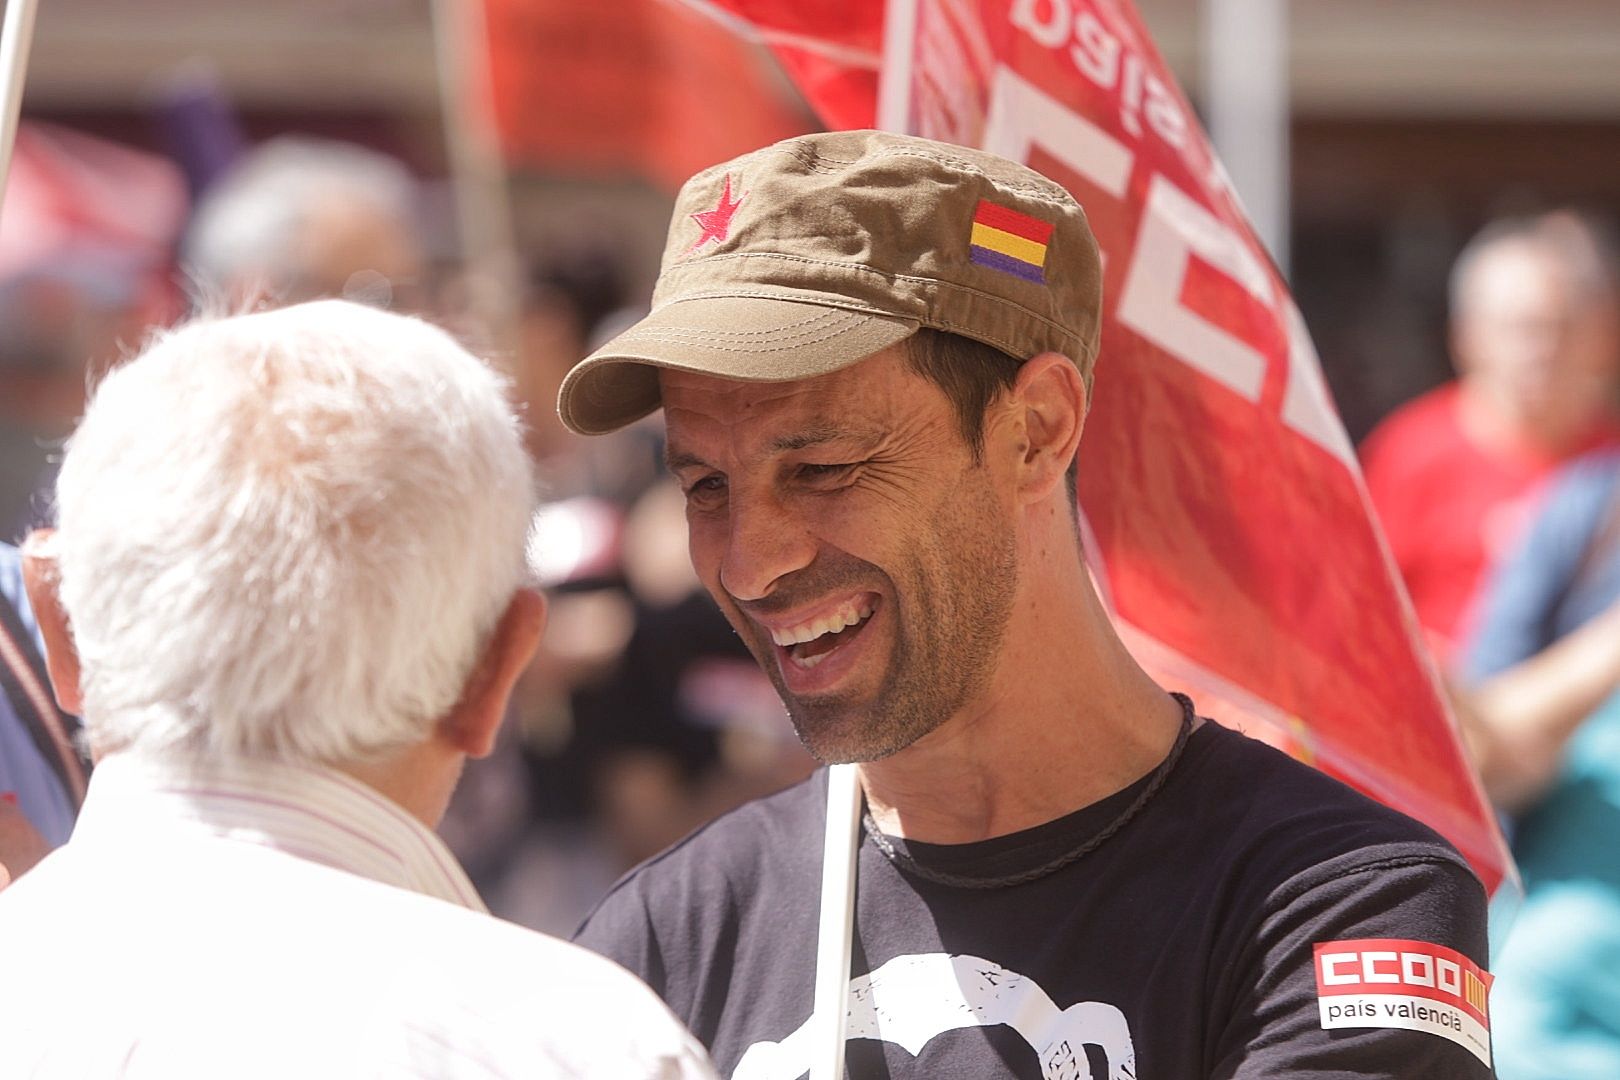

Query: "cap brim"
left=557, top=295, right=918, bottom=435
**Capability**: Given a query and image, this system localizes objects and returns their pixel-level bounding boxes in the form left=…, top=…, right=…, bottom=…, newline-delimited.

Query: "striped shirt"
left=0, top=751, right=717, bottom=1079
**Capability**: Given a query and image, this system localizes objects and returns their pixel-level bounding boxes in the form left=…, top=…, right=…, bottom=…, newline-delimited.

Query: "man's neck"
left=857, top=529, right=1186, bottom=844
left=336, top=740, right=463, bottom=831
left=1456, top=379, right=1600, bottom=462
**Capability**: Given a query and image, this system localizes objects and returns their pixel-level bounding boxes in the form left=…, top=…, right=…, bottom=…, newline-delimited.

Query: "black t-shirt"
left=576, top=719, right=1494, bottom=1079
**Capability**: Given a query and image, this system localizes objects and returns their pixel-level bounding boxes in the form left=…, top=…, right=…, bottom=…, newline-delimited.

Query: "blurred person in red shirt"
left=1361, top=211, right=1620, bottom=662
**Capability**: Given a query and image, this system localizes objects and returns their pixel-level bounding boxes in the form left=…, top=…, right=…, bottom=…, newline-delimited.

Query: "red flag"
left=687, top=0, right=1514, bottom=899
left=481, top=0, right=814, bottom=189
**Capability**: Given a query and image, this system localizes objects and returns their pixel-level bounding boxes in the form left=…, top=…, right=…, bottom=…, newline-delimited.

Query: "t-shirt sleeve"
left=1209, top=847, right=1494, bottom=1079
left=1463, top=457, right=1616, bottom=682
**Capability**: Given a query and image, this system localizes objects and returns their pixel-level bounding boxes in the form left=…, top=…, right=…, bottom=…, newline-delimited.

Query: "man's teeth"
left=770, top=602, right=875, bottom=647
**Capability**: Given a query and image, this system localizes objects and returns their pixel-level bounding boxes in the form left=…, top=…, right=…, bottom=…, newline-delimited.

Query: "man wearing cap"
left=568, top=132, right=1492, bottom=1079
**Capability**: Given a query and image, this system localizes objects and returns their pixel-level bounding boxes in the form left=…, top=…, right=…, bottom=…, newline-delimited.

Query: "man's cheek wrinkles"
left=855, top=464, right=933, bottom=516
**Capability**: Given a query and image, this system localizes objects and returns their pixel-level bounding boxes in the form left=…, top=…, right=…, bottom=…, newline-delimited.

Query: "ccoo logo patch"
left=1314, top=938, right=1492, bottom=1067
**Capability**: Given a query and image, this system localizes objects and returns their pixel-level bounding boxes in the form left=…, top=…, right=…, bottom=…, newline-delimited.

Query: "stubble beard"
left=733, top=482, right=1021, bottom=765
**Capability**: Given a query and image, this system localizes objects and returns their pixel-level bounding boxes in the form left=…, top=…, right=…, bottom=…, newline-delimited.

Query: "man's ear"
left=19, top=530, right=83, bottom=715
left=1007, top=351, right=1087, bottom=504
left=438, top=588, right=546, bottom=759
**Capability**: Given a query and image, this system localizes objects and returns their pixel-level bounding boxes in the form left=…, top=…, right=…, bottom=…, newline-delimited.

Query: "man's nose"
left=719, top=491, right=816, bottom=602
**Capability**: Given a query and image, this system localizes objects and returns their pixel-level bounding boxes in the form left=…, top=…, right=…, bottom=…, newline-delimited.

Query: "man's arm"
left=1457, top=599, right=1620, bottom=811
left=1458, top=458, right=1620, bottom=811
left=1211, top=847, right=1493, bottom=1079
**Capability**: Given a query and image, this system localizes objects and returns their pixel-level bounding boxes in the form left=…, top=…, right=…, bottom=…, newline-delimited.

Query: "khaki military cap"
left=557, top=130, right=1102, bottom=436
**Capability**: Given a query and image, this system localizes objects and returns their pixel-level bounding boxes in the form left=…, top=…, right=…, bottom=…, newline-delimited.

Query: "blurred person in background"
left=0, top=540, right=86, bottom=887
left=515, top=245, right=638, bottom=469
left=0, top=123, right=187, bottom=542
left=1454, top=223, right=1620, bottom=1076
left=0, top=300, right=714, bottom=1079
left=0, top=261, right=157, bottom=541
left=468, top=246, right=811, bottom=936
left=181, top=136, right=425, bottom=312
left=1361, top=211, right=1620, bottom=663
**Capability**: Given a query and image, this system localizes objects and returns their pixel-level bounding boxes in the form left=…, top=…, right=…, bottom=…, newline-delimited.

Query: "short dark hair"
left=903, top=327, right=1079, bottom=509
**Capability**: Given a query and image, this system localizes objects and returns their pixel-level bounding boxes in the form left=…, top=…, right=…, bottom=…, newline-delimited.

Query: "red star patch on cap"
left=685, top=174, right=745, bottom=255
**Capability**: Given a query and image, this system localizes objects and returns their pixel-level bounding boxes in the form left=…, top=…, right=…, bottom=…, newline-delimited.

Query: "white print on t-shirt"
left=732, top=952, right=1137, bottom=1079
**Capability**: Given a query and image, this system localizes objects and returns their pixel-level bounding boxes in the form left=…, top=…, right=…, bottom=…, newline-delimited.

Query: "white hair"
left=54, top=300, right=535, bottom=763
left=182, top=137, right=417, bottom=302
left=1450, top=210, right=1620, bottom=319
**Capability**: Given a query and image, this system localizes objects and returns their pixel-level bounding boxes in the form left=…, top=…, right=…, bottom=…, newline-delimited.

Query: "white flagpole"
left=1203, top=0, right=1290, bottom=274
left=810, top=762, right=864, bottom=1080
left=876, top=0, right=920, bottom=133
left=0, top=0, right=42, bottom=213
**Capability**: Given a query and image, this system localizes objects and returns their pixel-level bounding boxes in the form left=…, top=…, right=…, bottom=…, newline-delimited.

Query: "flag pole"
left=0, top=0, right=42, bottom=213
left=810, top=763, right=864, bottom=1080
left=876, top=0, right=919, bottom=133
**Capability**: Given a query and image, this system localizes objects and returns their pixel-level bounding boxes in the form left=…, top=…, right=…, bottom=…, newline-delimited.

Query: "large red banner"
left=685, top=0, right=1514, bottom=899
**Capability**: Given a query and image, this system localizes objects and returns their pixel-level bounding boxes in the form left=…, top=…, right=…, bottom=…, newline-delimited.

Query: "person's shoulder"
left=3, top=843, right=717, bottom=1079
left=1182, top=728, right=1492, bottom=1078
left=1180, top=721, right=1476, bottom=889
left=1545, top=445, right=1620, bottom=505
left=328, top=876, right=718, bottom=1075
left=414, top=894, right=680, bottom=1004
left=1360, top=384, right=1462, bottom=468
left=1359, top=385, right=1481, bottom=512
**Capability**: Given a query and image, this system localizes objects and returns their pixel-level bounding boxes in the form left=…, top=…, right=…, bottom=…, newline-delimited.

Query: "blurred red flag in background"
left=481, top=0, right=815, bottom=189
left=482, top=0, right=1515, bottom=900
left=0, top=123, right=185, bottom=280
left=0, top=123, right=186, bottom=323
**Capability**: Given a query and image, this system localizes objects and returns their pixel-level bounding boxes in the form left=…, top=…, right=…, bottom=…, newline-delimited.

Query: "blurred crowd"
left=2, top=115, right=1619, bottom=1078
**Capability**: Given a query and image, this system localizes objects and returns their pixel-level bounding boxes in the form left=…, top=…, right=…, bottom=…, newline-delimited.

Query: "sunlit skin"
left=661, top=344, right=1186, bottom=843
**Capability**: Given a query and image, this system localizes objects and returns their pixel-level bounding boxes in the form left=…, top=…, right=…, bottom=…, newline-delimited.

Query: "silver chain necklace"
left=861, top=693, right=1197, bottom=890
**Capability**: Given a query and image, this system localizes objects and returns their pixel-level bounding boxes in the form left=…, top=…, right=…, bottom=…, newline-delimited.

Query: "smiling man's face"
left=661, top=343, right=1020, bottom=763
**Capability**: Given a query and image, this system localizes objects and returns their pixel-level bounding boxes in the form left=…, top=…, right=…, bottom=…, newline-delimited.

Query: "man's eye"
left=797, top=462, right=859, bottom=484
left=685, top=475, right=727, bottom=501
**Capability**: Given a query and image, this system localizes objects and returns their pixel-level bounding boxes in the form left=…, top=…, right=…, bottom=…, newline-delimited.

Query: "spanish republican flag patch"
left=969, top=200, right=1054, bottom=283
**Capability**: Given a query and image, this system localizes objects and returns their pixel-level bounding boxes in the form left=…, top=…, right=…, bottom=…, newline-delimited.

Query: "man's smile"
left=748, top=592, right=883, bottom=688
left=768, top=595, right=877, bottom=659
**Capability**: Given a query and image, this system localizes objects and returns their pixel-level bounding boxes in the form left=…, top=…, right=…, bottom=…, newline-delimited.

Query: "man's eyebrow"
left=768, top=425, right=876, bottom=454
left=664, top=448, right=710, bottom=473
left=664, top=426, right=878, bottom=471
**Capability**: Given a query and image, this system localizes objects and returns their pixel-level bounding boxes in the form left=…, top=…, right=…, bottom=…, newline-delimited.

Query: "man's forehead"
left=660, top=350, right=929, bottom=458
left=661, top=348, right=921, bottom=416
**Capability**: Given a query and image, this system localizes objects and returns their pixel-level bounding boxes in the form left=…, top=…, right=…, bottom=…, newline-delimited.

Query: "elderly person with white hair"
left=0, top=300, right=715, bottom=1079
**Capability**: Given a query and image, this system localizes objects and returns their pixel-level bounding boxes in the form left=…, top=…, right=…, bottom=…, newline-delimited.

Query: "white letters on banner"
left=982, top=59, right=1354, bottom=468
